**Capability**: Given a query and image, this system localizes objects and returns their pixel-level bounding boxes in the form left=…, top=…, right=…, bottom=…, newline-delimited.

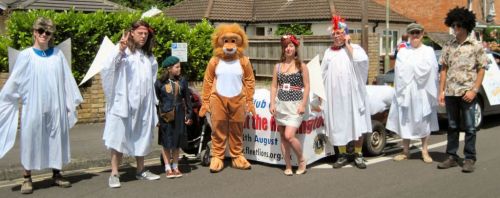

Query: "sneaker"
left=136, top=170, right=160, bottom=180
left=462, top=159, right=475, bottom=173
left=437, top=156, right=458, bottom=169
left=353, top=153, right=367, bottom=169
left=173, top=169, right=183, bottom=178
left=20, top=178, right=33, bottom=194
left=52, top=174, right=71, bottom=188
left=166, top=170, right=176, bottom=179
left=108, top=175, right=121, bottom=188
left=332, top=154, right=349, bottom=169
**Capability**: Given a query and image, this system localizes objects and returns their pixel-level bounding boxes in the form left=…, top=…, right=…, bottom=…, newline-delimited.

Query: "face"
left=219, top=32, right=243, bottom=56
left=331, top=30, right=346, bottom=46
left=284, top=43, right=296, bottom=58
left=168, top=63, right=181, bottom=76
left=451, top=22, right=466, bottom=37
left=408, top=29, right=423, bottom=47
left=131, top=26, right=149, bottom=47
left=33, top=28, right=52, bottom=46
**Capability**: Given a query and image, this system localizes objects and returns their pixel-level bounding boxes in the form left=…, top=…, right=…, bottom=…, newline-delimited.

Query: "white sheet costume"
left=101, top=46, right=158, bottom=156
left=321, top=44, right=372, bottom=146
left=0, top=47, right=83, bottom=170
left=386, top=45, right=439, bottom=139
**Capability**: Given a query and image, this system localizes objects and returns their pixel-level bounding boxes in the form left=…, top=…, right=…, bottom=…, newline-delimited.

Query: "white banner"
left=482, top=54, right=500, bottom=105
left=242, top=89, right=334, bottom=166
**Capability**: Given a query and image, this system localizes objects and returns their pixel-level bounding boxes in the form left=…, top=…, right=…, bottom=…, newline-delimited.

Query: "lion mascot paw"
left=209, top=157, right=224, bottom=173
left=232, top=155, right=251, bottom=170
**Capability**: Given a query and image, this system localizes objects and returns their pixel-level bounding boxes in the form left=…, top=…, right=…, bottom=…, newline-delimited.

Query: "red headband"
left=281, top=34, right=299, bottom=46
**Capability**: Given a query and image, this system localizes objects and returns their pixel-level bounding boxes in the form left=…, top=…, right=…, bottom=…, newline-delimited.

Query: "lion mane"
left=211, top=23, right=249, bottom=59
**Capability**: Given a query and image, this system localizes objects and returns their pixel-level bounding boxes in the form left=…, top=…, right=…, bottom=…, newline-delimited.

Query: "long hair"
left=280, top=38, right=302, bottom=72
left=445, top=7, right=476, bottom=33
left=159, top=67, right=181, bottom=84
left=127, top=20, right=155, bottom=56
left=32, top=17, right=56, bottom=47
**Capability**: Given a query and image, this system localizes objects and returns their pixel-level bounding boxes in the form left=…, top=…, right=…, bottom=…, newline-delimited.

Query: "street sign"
left=171, top=42, right=188, bottom=62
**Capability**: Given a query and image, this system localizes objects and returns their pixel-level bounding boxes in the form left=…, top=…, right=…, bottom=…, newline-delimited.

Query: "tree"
left=275, top=23, right=313, bottom=36
left=109, top=0, right=183, bottom=10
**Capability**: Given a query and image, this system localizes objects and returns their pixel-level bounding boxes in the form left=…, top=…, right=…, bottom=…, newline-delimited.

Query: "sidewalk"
left=0, top=123, right=164, bottom=181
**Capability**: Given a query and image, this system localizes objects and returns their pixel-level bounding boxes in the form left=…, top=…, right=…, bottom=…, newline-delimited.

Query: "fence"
left=247, top=34, right=381, bottom=84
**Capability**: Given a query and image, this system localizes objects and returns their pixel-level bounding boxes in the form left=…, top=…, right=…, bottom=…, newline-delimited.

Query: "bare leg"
left=283, top=126, right=305, bottom=173
left=421, top=136, right=433, bottom=163
left=110, top=149, right=123, bottom=176
left=135, top=156, right=144, bottom=173
left=162, top=148, right=172, bottom=169
left=402, top=139, right=410, bottom=155
left=279, top=126, right=292, bottom=172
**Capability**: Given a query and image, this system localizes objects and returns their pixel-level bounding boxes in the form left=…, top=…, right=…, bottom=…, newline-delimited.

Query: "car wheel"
left=363, top=120, right=387, bottom=156
left=474, top=100, right=483, bottom=129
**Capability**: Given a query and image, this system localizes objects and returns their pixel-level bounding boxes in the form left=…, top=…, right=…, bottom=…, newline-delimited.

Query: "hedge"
left=0, top=10, right=214, bottom=84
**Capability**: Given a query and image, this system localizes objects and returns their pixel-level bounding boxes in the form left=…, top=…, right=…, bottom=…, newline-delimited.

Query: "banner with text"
left=242, top=89, right=334, bottom=166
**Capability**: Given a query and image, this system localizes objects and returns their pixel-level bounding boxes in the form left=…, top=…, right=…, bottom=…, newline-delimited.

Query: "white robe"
left=321, top=44, right=372, bottom=146
left=386, top=45, right=439, bottom=139
left=101, top=46, right=158, bottom=157
left=0, top=47, right=83, bottom=170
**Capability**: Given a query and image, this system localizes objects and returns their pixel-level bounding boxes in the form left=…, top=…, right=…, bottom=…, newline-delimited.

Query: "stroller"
left=159, top=88, right=212, bottom=167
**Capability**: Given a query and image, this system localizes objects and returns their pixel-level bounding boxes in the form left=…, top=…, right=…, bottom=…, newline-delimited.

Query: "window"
left=380, top=30, right=398, bottom=55
left=256, top=27, right=265, bottom=36
left=348, top=29, right=362, bottom=34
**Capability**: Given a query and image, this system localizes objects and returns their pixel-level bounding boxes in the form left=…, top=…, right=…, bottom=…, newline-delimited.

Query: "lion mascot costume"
left=199, top=23, right=256, bottom=173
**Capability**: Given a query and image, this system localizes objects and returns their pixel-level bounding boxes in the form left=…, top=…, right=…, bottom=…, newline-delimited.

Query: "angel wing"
left=307, top=55, right=326, bottom=102
left=79, top=36, right=114, bottom=86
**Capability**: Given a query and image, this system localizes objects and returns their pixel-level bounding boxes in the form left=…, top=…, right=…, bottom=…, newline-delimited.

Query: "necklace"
left=281, top=61, right=294, bottom=73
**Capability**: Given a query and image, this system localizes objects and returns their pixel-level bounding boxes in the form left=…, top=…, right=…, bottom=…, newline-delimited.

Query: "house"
left=164, top=0, right=415, bottom=55
left=372, top=0, right=499, bottom=46
left=0, top=0, right=133, bottom=34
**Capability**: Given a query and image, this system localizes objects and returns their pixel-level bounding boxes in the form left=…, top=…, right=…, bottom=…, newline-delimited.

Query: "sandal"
left=393, top=153, right=408, bottom=161
left=295, top=159, right=307, bottom=175
left=422, top=154, right=433, bottom=164
left=166, top=170, right=176, bottom=179
left=173, top=168, right=183, bottom=178
left=283, top=169, right=293, bottom=176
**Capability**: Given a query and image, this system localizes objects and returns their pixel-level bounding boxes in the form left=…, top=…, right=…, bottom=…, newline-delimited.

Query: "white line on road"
left=312, top=133, right=465, bottom=169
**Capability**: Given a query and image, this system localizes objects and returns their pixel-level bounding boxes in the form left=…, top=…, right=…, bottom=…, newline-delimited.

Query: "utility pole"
left=361, top=0, right=369, bottom=51
left=384, top=0, right=390, bottom=73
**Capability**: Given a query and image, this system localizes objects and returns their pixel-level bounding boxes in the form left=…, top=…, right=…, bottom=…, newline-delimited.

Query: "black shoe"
left=437, top=156, right=458, bottom=169
left=462, top=159, right=475, bottom=173
left=332, top=154, right=349, bottom=169
left=353, top=153, right=367, bottom=169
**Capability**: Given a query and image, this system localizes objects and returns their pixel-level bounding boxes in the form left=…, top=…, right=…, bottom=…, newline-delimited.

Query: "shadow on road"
left=10, top=172, right=99, bottom=193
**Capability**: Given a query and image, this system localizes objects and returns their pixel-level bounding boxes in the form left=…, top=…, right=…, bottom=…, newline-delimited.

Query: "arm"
left=198, top=57, right=217, bottom=117
left=242, top=57, right=256, bottom=115
left=438, top=64, right=447, bottom=107
left=298, top=63, right=310, bottom=114
left=269, top=64, right=279, bottom=115
left=462, top=45, right=488, bottom=103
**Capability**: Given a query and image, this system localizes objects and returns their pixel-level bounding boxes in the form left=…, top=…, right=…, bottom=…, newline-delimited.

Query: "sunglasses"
left=451, top=23, right=462, bottom=28
left=409, top=30, right=422, bottom=35
left=35, top=28, right=52, bottom=36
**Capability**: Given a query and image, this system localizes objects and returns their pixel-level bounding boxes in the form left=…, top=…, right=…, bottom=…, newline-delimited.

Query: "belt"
left=279, top=83, right=302, bottom=91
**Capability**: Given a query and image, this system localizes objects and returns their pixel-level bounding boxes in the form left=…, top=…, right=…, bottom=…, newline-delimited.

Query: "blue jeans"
left=444, top=96, right=477, bottom=161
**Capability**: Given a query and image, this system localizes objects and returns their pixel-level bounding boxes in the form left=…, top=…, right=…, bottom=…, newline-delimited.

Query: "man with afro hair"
left=437, top=7, right=488, bottom=173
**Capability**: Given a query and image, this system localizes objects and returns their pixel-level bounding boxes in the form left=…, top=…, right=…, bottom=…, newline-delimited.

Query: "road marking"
left=0, top=158, right=161, bottom=189
left=312, top=133, right=465, bottom=169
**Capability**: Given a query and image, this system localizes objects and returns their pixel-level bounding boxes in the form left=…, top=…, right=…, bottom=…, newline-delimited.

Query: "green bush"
left=275, top=23, right=313, bottom=36
left=0, top=10, right=214, bottom=83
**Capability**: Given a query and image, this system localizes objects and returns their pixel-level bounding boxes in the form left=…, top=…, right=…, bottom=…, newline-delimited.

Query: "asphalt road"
left=1, top=114, right=499, bottom=198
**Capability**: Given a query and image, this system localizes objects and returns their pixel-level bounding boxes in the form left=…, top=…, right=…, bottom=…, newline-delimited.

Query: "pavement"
left=0, top=123, right=164, bottom=181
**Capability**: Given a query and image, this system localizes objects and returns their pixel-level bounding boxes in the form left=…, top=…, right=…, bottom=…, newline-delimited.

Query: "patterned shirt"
left=277, top=64, right=304, bottom=101
left=439, top=36, right=488, bottom=96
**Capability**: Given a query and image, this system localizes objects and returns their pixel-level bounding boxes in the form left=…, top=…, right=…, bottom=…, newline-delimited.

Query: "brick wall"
left=78, top=75, right=106, bottom=123
left=372, top=0, right=500, bottom=33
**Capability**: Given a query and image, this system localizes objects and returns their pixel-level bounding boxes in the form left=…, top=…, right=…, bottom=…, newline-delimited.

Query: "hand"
left=269, top=103, right=276, bottom=115
left=185, top=119, right=193, bottom=125
left=438, top=93, right=445, bottom=107
left=297, top=104, right=305, bottom=115
left=119, top=30, right=130, bottom=52
left=462, top=90, right=477, bottom=103
left=344, top=34, right=351, bottom=45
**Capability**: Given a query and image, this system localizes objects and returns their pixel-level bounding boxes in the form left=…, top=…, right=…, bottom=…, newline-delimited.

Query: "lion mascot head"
left=212, top=23, right=248, bottom=60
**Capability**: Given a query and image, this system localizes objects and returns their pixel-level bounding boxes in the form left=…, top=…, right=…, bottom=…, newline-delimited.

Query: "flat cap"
left=406, top=23, right=424, bottom=33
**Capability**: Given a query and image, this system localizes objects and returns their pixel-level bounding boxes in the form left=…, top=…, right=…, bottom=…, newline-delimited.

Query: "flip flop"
left=393, top=154, right=408, bottom=161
